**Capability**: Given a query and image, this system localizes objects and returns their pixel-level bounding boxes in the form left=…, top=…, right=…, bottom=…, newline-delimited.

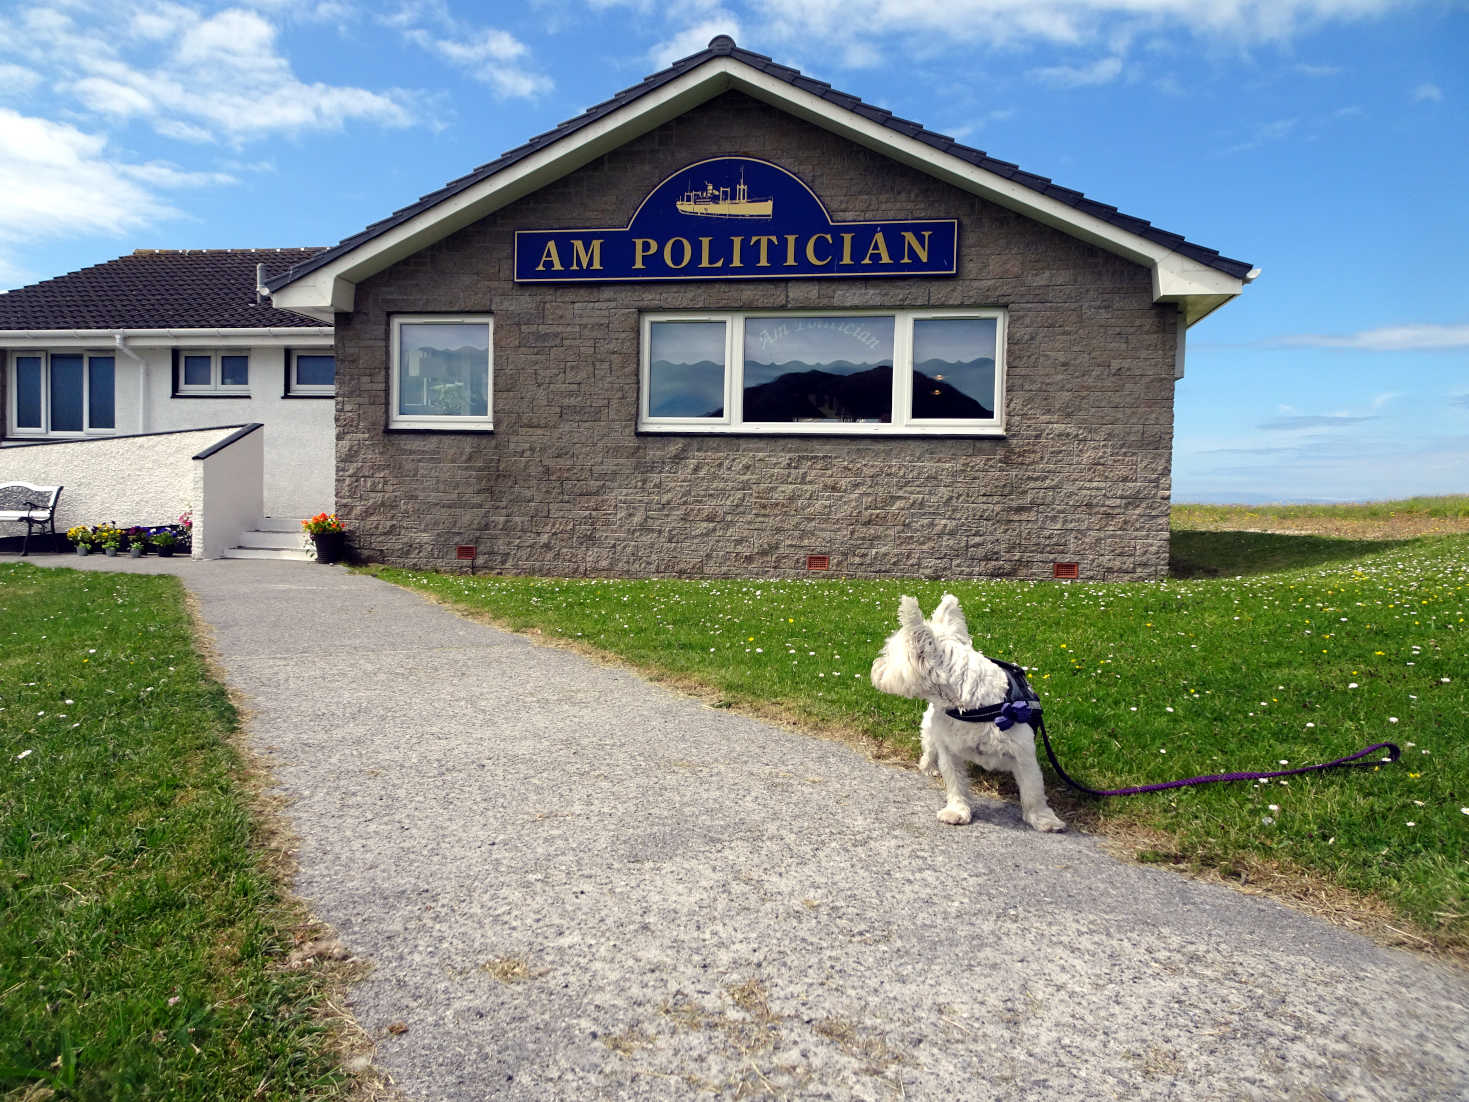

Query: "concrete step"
left=257, top=517, right=308, bottom=533
left=236, top=529, right=307, bottom=550
left=221, top=546, right=313, bottom=561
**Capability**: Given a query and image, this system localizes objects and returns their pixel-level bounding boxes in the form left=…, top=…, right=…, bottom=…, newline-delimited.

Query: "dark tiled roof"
left=0, top=248, right=327, bottom=330
left=268, top=36, right=1251, bottom=294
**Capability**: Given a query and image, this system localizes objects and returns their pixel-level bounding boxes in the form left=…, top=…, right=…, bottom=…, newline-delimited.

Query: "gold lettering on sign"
left=571, top=238, right=603, bottom=271
left=862, top=231, right=892, bottom=266
left=536, top=240, right=564, bottom=271
left=783, top=234, right=799, bottom=267
left=751, top=235, right=778, bottom=267
left=805, top=233, right=833, bottom=266
left=900, top=231, right=931, bottom=264
left=840, top=233, right=855, bottom=265
left=664, top=237, right=693, bottom=269
left=698, top=237, right=724, bottom=269
left=729, top=237, right=744, bottom=268
left=632, top=238, right=658, bottom=269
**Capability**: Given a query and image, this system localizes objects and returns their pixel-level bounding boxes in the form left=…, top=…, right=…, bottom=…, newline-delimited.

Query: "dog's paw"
left=937, top=803, right=973, bottom=825
left=1024, top=807, right=1067, bottom=833
left=918, top=749, right=939, bottom=776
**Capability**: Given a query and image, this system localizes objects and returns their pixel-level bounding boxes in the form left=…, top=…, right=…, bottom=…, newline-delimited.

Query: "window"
left=389, top=315, right=492, bottom=430
left=176, top=350, right=249, bottom=394
left=9, top=351, right=115, bottom=436
left=639, top=309, right=1004, bottom=435
left=288, top=350, right=335, bottom=396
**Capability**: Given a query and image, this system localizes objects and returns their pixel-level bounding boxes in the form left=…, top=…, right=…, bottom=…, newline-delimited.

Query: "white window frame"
left=8, top=350, right=117, bottom=438
left=288, top=349, right=336, bottom=396
left=389, top=314, right=494, bottom=431
left=638, top=308, right=1006, bottom=435
left=177, top=349, right=250, bottom=395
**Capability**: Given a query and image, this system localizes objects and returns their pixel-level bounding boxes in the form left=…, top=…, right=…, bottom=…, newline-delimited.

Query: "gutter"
left=0, top=326, right=333, bottom=348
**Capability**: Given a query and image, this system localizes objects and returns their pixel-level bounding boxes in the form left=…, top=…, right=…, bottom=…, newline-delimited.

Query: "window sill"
left=637, top=423, right=1006, bottom=437
left=174, top=391, right=252, bottom=399
left=385, top=425, right=495, bottom=434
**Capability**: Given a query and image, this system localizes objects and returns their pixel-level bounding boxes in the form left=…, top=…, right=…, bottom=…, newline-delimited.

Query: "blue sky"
left=1, top=0, right=1464, bottom=503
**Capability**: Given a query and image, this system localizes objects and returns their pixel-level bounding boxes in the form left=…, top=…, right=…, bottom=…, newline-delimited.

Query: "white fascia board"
left=0, top=327, right=333, bottom=347
left=268, top=70, right=738, bottom=315
left=269, top=55, right=1247, bottom=321
left=727, top=67, right=1249, bottom=320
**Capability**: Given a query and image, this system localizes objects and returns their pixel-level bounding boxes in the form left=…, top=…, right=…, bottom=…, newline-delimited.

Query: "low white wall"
left=4, top=341, right=334, bottom=520
left=191, top=425, right=265, bottom=559
left=0, top=426, right=239, bottom=534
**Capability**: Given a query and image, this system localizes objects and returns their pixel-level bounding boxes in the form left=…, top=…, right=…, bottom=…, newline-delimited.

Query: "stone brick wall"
left=336, top=91, right=1179, bottom=581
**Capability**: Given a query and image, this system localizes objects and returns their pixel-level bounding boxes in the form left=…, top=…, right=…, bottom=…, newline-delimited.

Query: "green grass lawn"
left=371, top=532, right=1468, bottom=954
left=0, top=564, right=347, bottom=1100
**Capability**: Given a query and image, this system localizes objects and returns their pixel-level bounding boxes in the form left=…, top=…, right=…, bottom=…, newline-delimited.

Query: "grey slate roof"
left=267, top=35, right=1251, bottom=294
left=0, top=248, right=326, bottom=331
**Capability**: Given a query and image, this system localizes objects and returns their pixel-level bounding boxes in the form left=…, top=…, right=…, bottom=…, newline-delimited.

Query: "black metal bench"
left=0, top=483, right=63, bottom=555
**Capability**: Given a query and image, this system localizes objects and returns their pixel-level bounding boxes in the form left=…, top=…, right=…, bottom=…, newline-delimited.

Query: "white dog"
left=871, top=594, right=1065, bottom=832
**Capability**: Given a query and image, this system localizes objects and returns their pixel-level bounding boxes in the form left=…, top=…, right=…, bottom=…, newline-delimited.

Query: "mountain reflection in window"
left=399, top=323, right=489, bottom=417
left=742, top=315, right=896, bottom=423
left=648, top=321, right=726, bottom=418
left=910, top=317, right=996, bottom=419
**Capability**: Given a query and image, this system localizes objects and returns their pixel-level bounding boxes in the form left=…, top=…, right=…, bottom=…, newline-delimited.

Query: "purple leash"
left=947, top=659, right=1402, bottom=798
left=1034, top=717, right=1401, bottom=798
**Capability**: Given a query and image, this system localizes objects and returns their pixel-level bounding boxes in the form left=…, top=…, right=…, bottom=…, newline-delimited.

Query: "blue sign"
left=514, top=157, right=957, bottom=283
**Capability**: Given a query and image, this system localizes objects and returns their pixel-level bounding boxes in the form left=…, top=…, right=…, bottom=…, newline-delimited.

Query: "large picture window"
left=639, top=309, right=1004, bottom=435
left=9, top=351, right=115, bottom=436
left=389, top=315, right=492, bottom=430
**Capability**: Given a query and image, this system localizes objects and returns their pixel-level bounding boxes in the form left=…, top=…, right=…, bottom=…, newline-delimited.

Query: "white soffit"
left=269, top=57, right=1248, bottom=324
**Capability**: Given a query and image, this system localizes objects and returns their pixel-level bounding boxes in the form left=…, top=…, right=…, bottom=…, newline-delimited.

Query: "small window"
left=8, top=351, right=115, bottom=436
left=639, top=309, right=1004, bottom=435
left=389, top=315, right=492, bottom=430
left=176, top=350, right=250, bottom=394
left=289, top=351, right=335, bottom=396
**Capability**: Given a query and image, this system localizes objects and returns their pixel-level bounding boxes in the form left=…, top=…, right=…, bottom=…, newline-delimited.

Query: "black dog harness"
left=944, top=658, right=1040, bottom=731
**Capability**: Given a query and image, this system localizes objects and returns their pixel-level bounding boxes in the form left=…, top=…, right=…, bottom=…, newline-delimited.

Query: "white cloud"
left=1222, top=116, right=1299, bottom=154
left=0, top=62, right=41, bottom=94
left=382, top=1, right=552, bottom=98
left=1280, top=324, right=1469, bottom=350
left=747, top=0, right=1410, bottom=63
left=649, top=14, right=744, bottom=69
left=1412, top=82, right=1443, bottom=101
left=0, top=109, right=188, bottom=273
left=1, top=3, right=424, bottom=145
left=1029, top=55, right=1124, bottom=87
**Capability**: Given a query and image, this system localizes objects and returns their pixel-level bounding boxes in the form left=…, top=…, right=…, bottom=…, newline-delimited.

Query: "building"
left=0, top=248, right=335, bottom=525
left=269, top=37, right=1254, bottom=581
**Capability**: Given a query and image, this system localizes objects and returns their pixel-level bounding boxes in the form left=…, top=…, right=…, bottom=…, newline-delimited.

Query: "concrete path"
left=36, top=555, right=1469, bottom=1099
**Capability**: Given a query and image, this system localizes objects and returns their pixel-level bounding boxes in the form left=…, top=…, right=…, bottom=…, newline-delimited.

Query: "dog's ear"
left=931, top=593, right=970, bottom=639
left=898, top=594, right=924, bottom=630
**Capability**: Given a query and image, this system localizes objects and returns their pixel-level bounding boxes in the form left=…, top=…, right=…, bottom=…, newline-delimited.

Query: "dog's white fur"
left=870, top=593, right=1065, bottom=832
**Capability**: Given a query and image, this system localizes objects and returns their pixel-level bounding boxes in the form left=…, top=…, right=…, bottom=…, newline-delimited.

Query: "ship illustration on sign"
left=674, top=169, right=773, bottom=219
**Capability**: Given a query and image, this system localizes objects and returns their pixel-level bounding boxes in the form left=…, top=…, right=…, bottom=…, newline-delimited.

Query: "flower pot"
left=75, top=545, right=90, bottom=557
left=311, top=530, right=346, bottom=565
left=104, top=547, right=117, bottom=557
left=129, top=544, right=144, bottom=558
left=155, top=546, right=175, bottom=558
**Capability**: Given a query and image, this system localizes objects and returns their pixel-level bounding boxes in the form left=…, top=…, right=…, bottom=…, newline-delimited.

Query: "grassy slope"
left=370, top=526, right=1468, bottom=954
left=0, top=565, right=346, bottom=1101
